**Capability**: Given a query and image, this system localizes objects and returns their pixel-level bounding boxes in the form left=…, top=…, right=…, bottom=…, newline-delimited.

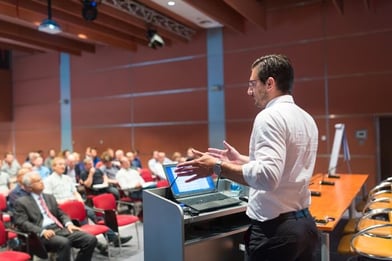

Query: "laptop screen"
left=163, top=163, right=216, bottom=198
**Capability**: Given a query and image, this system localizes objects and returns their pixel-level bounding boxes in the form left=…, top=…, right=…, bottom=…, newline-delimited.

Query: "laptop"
left=163, top=163, right=242, bottom=212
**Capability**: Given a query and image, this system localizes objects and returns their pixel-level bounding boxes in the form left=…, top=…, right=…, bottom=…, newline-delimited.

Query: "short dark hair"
left=251, top=54, right=294, bottom=94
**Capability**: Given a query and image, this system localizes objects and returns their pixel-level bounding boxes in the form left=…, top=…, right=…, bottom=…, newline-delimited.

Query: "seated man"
left=79, top=158, right=120, bottom=200
left=13, top=171, right=97, bottom=261
left=116, top=156, right=147, bottom=200
left=44, top=157, right=131, bottom=253
left=8, top=167, right=31, bottom=212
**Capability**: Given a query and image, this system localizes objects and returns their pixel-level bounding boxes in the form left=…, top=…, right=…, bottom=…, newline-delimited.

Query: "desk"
left=309, top=173, right=368, bottom=261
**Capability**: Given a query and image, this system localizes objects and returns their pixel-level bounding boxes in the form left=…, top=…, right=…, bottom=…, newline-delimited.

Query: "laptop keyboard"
left=180, top=193, right=229, bottom=205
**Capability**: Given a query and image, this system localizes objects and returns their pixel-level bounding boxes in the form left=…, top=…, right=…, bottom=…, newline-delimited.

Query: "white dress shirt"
left=242, top=95, right=318, bottom=222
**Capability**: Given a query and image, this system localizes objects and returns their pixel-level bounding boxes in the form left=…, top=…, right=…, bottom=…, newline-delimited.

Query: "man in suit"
left=13, top=171, right=97, bottom=261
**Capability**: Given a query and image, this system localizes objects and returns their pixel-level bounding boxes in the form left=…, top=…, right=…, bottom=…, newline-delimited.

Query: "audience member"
left=44, top=148, right=56, bottom=171
left=99, top=151, right=119, bottom=184
left=91, top=148, right=100, bottom=167
left=32, top=153, right=51, bottom=180
left=1, top=152, right=21, bottom=188
left=132, top=149, right=143, bottom=169
left=64, top=153, right=78, bottom=184
left=44, top=157, right=131, bottom=254
left=14, top=171, right=97, bottom=261
left=79, top=158, right=120, bottom=200
left=0, top=159, right=10, bottom=196
left=8, top=167, right=31, bottom=212
left=116, top=156, right=146, bottom=200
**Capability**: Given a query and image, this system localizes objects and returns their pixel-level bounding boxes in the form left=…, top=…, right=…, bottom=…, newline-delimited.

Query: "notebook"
left=163, top=163, right=242, bottom=212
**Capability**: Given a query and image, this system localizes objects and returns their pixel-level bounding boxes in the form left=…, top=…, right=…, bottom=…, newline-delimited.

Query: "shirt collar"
left=266, top=95, right=294, bottom=108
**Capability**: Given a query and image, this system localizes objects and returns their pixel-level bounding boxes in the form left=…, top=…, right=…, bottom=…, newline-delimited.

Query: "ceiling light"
left=82, top=0, right=98, bottom=21
left=38, top=0, right=62, bottom=34
left=38, top=19, right=62, bottom=34
left=168, top=1, right=175, bottom=6
left=147, top=29, right=165, bottom=49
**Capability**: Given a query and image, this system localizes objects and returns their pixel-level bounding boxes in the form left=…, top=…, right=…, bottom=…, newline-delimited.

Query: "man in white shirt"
left=176, top=54, right=319, bottom=261
left=116, top=156, right=145, bottom=199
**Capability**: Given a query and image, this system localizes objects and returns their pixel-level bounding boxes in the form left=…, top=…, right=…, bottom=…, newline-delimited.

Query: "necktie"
left=38, top=195, right=64, bottom=229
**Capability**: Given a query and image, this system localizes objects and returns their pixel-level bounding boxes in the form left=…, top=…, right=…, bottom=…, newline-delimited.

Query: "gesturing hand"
left=208, top=140, right=241, bottom=162
left=175, top=149, right=217, bottom=182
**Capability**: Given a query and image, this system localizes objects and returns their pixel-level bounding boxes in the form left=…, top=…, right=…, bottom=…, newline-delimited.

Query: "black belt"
left=251, top=208, right=311, bottom=225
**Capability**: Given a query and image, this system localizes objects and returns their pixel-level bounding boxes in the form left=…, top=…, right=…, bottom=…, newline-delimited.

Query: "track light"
left=38, top=19, right=62, bottom=34
left=82, top=0, right=98, bottom=21
left=38, top=0, right=62, bottom=34
left=147, top=29, right=165, bottom=49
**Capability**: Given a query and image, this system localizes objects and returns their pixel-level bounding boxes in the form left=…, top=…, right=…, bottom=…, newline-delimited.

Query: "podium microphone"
left=319, top=167, right=335, bottom=186
left=327, top=165, right=340, bottom=179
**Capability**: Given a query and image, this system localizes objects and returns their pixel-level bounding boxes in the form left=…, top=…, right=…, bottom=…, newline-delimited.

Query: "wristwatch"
left=213, top=159, right=223, bottom=177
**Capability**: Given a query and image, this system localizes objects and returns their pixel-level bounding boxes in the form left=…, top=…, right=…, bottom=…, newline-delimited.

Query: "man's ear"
left=266, top=77, right=275, bottom=89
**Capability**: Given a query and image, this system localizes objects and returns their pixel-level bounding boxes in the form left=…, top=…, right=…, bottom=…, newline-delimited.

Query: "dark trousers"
left=244, top=209, right=319, bottom=261
left=42, top=226, right=97, bottom=261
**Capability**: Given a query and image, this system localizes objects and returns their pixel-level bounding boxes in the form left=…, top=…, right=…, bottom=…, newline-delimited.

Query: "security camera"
left=147, top=29, right=165, bottom=49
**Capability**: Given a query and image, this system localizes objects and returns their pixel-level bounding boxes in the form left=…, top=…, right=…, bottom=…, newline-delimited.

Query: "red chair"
left=0, top=194, right=11, bottom=223
left=140, top=168, right=155, bottom=182
left=92, top=193, right=140, bottom=250
left=156, top=180, right=169, bottom=188
left=0, top=220, right=30, bottom=261
left=59, top=200, right=110, bottom=238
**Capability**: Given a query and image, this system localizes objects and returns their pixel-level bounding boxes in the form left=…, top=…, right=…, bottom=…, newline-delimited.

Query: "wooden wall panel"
left=133, top=91, right=207, bottom=123
left=328, top=74, right=392, bottom=114
left=12, top=52, right=59, bottom=81
left=72, top=127, right=132, bottom=157
left=0, top=69, right=13, bottom=121
left=128, top=58, right=207, bottom=93
left=13, top=103, right=59, bottom=131
left=132, top=124, right=208, bottom=166
left=72, top=98, right=132, bottom=126
left=13, top=77, right=59, bottom=106
left=71, top=69, right=133, bottom=98
left=14, top=129, right=60, bottom=163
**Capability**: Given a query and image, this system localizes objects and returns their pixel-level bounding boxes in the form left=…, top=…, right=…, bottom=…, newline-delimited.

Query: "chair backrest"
left=59, top=200, right=87, bottom=223
left=92, top=193, right=117, bottom=210
left=140, top=168, right=154, bottom=182
left=156, top=180, right=169, bottom=188
left=0, top=220, right=6, bottom=246
left=0, top=193, right=7, bottom=210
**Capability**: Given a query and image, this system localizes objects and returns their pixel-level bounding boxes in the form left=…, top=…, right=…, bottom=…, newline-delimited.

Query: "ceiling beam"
left=183, top=0, right=245, bottom=33
left=22, top=0, right=138, bottom=52
left=0, top=40, right=44, bottom=54
left=332, top=0, right=344, bottom=15
left=0, top=19, right=96, bottom=55
left=223, top=0, right=266, bottom=30
left=102, top=0, right=195, bottom=43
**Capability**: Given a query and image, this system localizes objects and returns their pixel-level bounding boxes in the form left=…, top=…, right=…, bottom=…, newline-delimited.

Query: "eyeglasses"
left=248, top=79, right=259, bottom=88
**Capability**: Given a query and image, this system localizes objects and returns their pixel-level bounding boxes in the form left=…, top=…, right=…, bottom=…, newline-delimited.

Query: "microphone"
left=319, top=167, right=335, bottom=186
left=327, top=165, right=340, bottom=179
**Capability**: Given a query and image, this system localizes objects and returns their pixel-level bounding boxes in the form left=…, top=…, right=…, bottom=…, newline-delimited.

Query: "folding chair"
left=92, top=193, right=140, bottom=251
left=0, top=220, right=30, bottom=261
left=59, top=200, right=111, bottom=257
left=0, top=194, right=11, bottom=223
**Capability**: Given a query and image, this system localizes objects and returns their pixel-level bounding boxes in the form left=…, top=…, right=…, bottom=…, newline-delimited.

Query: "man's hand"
left=42, top=229, right=56, bottom=239
left=208, top=140, right=241, bottom=162
left=175, top=149, right=216, bottom=182
left=66, top=224, right=81, bottom=233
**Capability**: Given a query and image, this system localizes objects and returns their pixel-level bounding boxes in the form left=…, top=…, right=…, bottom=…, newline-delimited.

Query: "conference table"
left=309, top=173, right=368, bottom=261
